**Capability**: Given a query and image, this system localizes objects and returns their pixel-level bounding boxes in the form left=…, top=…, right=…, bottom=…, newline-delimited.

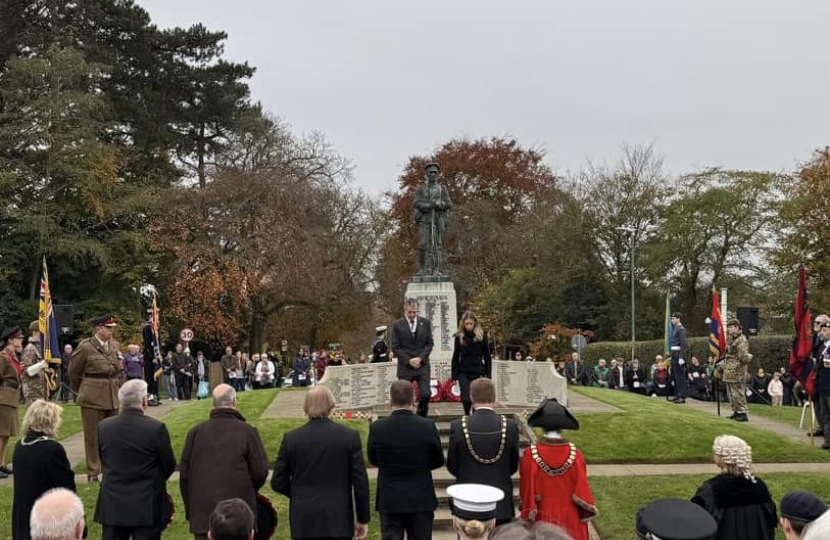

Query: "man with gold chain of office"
left=446, top=378, right=519, bottom=525
left=69, top=314, right=123, bottom=482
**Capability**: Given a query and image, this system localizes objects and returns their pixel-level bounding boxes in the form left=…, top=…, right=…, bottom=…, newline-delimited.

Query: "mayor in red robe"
left=519, top=398, right=597, bottom=540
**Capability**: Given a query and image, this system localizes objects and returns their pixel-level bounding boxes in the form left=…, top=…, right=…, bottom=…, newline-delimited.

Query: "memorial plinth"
left=404, top=280, right=457, bottom=361
left=318, top=360, right=568, bottom=410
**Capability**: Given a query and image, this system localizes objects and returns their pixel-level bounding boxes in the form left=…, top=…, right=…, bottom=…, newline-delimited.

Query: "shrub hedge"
left=582, top=335, right=793, bottom=374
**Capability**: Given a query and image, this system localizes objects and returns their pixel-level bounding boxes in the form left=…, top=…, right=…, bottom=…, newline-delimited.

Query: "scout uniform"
left=21, top=320, right=48, bottom=404
left=69, top=314, right=122, bottom=480
left=636, top=498, right=717, bottom=540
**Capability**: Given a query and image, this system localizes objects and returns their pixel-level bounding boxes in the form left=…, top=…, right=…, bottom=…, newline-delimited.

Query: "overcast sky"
left=138, top=0, right=830, bottom=194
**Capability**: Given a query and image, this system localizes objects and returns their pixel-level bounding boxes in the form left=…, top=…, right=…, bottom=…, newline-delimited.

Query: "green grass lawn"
left=4, top=402, right=83, bottom=463
left=749, top=402, right=816, bottom=430
left=0, top=479, right=384, bottom=540
left=591, top=472, right=830, bottom=540
left=568, top=387, right=830, bottom=464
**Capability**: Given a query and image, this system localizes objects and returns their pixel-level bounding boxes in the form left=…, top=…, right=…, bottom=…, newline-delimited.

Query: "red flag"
left=789, top=265, right=815, bottom=396
left=709, top=286, right=727, bottom=359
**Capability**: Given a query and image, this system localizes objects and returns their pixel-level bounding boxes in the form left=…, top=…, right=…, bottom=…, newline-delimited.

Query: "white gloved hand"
left=678, top=358, right=685, bottom=366
left=26, top=360, right=48, bottom=377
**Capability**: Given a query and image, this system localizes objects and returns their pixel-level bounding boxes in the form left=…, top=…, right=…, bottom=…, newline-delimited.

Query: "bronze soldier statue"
left=69, top=314, right=123, bottom=482
left=413, top=162, right=452, bottom=277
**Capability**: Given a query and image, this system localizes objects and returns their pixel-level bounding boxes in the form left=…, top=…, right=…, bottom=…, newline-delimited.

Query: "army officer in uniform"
left=69, top=314, right=123, bottom=482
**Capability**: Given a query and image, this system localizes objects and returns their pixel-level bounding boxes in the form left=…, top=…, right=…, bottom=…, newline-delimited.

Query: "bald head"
left=30, top=488, right=84, bottom=540
left=212, top=384, right=237, bottom=409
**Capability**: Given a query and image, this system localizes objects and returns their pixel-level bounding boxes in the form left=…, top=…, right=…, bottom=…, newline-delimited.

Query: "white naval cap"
left=447, top=484, right=505, bottom=520
left=375, top=325, right=388, bottom=333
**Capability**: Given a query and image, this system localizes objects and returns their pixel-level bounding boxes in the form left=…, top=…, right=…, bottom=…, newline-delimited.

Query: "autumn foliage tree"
left=376, top=137, right=557, bottom=315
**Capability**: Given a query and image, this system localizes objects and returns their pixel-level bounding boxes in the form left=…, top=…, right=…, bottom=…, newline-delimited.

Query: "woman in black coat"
left=451, top=311, right=491, bottom=415
left=691, top=435, right=777, bottom=540
left=12, top=399, right=76, bottom=540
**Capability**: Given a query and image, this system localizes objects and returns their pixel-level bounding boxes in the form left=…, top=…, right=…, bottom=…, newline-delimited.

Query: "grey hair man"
left=94, top=378, right=176, bottom=540
left=180, top=384, right=268, bottom=540
left=31, top=488, right=85, bottom=540
left=208, top=499, right=255, bottom=540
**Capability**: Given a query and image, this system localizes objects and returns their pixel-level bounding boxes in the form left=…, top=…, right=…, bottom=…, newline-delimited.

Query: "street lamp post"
left=616, top=226, right=636, bottom=363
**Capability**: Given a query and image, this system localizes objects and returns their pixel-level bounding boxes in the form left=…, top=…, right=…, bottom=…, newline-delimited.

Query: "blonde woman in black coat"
left=12, top=400, right=75, bottom=540
left=451, top=311, right=492, bottom=415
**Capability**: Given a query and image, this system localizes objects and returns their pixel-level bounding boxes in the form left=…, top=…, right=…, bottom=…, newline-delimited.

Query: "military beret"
left=424, top=162, right=441, bottom=172
left=781, top=491, right=828, bottom=524
left=1, top=326, right=23, bottom=342
left=447, top=483, right=504, bottom=521
left=91, top=314, right=117, bottom=327
left=819, top=321, right=830, bottom=330
left=527, top=398, right=579, bottom=431
left=636, top=499, right=717, bottom=540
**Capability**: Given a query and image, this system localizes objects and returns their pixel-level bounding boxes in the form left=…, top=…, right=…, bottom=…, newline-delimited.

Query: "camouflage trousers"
left=726, top=382, right=747, bottom=414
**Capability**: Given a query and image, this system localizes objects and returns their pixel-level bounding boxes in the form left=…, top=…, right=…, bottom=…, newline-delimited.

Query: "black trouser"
left=817, top=396, right=829, bottom=436
left=102, top=525, right=161, bottom=540
left=400, top=372, right=431, bottom=417
left=144, top=361, right=158, bottom=398
left=458, top=371, right=485, bottom=415
left=380, top=512, right=434, bottom=540
left=671, top=357, right=687, bottom=399
left=175, top=371, right=192, bottom=400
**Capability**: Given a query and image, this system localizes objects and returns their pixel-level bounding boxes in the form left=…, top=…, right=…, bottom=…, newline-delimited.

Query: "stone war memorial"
left=320, top=162, right=567, bottom=411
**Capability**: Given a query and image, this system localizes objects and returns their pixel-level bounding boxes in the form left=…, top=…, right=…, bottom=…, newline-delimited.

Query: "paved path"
left=260, top=388, right=309, bottom=418
left=682, top=398, right=825, bottom=447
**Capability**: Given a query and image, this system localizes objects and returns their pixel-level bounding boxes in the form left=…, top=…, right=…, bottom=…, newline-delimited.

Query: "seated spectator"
left=686, top=356, right=708, bottom=400
left=609, top=359, right=625, bottom=390
left=749, top=368, right=772, bottom=404
left=625, top=358, right=647, bottom=395
left=780, top=491, right=827, bottom=540
left=254, top=356, right=274, bottom=389
left=30, top=488, right=85, bottom=540
left=768, top=372, right=784, bottom=406
left=590, top=359, right=610, bottom=388
left=691, top=435, right=777, bottom=540
left=651, top=361, right=671, bottom=397
left=209, top=498, right=255, bottom=540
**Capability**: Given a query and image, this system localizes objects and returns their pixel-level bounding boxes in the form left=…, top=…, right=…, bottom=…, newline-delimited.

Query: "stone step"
left=431, top=468, right=520, bottom=487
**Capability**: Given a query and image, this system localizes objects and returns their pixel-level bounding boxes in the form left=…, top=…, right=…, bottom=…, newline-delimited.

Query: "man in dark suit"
left=272, top=386, right=370, bottom=540
left=94, top=379, right=176, bottom=540
left=391, top=298, right=434, bottom=417
left=447, top=378, right=519, bottom=525
left=368, top=380, right=445, bottom=540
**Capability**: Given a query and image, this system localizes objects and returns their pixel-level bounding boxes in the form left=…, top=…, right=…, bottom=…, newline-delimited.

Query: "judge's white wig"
left=713, top=434, right=755, bottom=482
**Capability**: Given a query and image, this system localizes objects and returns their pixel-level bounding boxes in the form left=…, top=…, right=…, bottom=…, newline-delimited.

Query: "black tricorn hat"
left=527, top=398, right=579, bottom=431
left=636, top=498, right=717, bottom=540
left=1, top=326, right=23, bottom=343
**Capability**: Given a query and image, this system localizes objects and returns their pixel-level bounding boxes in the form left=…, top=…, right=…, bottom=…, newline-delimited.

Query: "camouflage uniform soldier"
left=69, top=314, right=122, bottom=482
left=21, top=320, right=48, bottom=404
left=723, top=319, right=751, bottom=422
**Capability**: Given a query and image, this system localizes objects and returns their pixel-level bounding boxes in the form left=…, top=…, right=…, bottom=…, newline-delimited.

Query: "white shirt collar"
left=474, top=406, right=495, bottom=411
